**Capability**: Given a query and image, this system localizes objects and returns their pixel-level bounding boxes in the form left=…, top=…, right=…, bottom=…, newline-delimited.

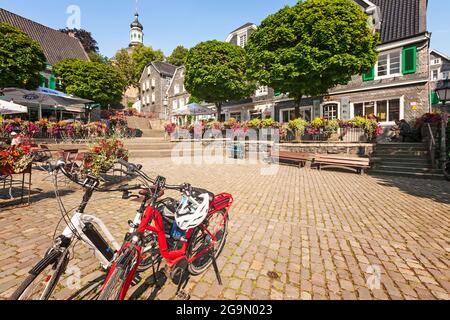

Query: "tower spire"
left=129, top=0, right=144, bottom=47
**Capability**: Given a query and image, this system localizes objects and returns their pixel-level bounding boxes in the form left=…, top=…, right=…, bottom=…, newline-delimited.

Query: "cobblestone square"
left=0, top=159, right=449, bottom=300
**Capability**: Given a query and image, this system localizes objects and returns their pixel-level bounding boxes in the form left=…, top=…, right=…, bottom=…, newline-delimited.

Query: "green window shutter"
left=49, top=76, right=56, bottom=90
left=39, top=75, right=46, bottom=87
left=362, top=67, right=375, bottom=81
left=430, top=91, right=439, bottom=105
left=402, top=46, right=417, bottom=74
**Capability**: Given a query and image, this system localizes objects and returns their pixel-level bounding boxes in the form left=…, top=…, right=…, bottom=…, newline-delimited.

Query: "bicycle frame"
left=103, top=192, right=234, bottom=300
left=61, top=211, right=121, bottom=268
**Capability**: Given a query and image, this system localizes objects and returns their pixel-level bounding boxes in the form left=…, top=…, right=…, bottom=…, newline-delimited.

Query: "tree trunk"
left=216, top=102, right=222, bottom=121
left=294, top=97, right=302, bottom=119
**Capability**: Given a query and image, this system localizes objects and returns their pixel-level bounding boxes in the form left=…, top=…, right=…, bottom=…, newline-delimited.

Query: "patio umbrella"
left=2, top=88, right=92, bottom=107
left=187, top=103, right=216, bottom=116
left=0, top=100, right=28, bottom=115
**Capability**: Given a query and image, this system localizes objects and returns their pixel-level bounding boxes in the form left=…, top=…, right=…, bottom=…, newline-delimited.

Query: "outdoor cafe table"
left=0, top=163, right=32, bottom=206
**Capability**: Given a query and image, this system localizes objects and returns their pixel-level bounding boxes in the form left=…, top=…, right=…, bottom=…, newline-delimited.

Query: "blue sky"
left=1, top=0, right=449, bottom=58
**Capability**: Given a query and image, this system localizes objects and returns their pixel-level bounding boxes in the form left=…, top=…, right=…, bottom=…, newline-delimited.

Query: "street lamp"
left=435, top=78, right=450, bottom=106
left=435, top=78, right=450, bottom=167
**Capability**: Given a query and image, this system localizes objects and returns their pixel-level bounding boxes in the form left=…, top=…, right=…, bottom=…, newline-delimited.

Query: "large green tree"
left=0, top=22, right=46, bottom=90
left=113, top=45, right=164, bottom=87
left=59, top=28, right=99, bottom=53
left=167, top=45, right=189, bottom=66
left=246, top=0, right=379, bottom=117
left=53, top=59, right=126, bottom=106
left=185, top=40, right=255, bottom=119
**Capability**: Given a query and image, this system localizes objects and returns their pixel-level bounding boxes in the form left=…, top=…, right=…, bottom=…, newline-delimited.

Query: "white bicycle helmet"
left=175, top=193, right=210, bottom=231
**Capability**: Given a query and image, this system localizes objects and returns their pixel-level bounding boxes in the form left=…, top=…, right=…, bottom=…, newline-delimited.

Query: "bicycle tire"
left=187, top=209, right=228, bottom=276
left=9, top=249, right=69, bottom=300
left=98, top=249, right=134, bottom=300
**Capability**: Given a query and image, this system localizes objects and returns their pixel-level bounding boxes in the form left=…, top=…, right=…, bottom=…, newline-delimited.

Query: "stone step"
left=369, top=169, right=444, bottom=180
left=377, top=143, right=425, bottom=147
left=372, top=151, right=429, bottom=157
left=375, top=146, right=428, bottom=152
left=373, top=165, right=439, bottom=173
left=374, top=160, right=432, bottom=168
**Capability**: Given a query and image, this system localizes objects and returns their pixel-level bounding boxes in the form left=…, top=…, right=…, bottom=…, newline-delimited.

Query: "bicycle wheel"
left=187, top=209, right=228, bottom=276
left=10, top=249, right=69, bottom=300
left=98, top=248, right=135, bottom=300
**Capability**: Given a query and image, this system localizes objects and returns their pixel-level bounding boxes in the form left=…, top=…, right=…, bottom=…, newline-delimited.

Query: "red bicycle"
left=98, top=160, right=233, bottom=300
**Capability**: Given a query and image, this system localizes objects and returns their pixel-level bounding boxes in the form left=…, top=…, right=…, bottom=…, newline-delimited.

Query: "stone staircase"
left=125, top=116, right=165, bottom=138
left=370, top=143, right=443, bottom=179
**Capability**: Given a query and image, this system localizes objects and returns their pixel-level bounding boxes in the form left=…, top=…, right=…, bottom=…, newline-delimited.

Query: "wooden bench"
left=269, top=151, right=314, bottom=168
left=313, top=154, right=371, bottom=175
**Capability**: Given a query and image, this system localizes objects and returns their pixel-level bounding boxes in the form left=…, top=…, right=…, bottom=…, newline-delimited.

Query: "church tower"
left=129, top=12, right=144, bottom=47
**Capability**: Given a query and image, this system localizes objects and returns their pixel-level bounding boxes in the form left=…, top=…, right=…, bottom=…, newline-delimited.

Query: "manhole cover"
left=267, top=271, right=280, bottom=280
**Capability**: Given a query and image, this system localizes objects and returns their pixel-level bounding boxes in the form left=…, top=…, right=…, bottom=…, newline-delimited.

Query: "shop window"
left=323, top=104, right=339, bottom=120
left=388, top=99, right=400, bottom=122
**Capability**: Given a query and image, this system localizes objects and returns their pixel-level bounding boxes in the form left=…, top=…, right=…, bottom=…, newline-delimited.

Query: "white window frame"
left=431, top=58, right=441, bottom=66
left=179, top=98, right=185, bottom=108
left=147, top=66, right=151, bottom=76
left=320, top=102, right=341, bottom=121
left=279, top=107, right=313, bottom=123
left=237, top=31, right=248, bottom=48
left=350, top=97, right=404, bottom=125
left=151, top=79, right=156, bottom=88
left=431, top=68, right=440, bottom=81
left=172, top=100, right=177, bottom=110
left=174, top=84, right=180, bottom=95
left=375, top=50, right=402, bottom=80
left=152, top=92, right=156, bottom=103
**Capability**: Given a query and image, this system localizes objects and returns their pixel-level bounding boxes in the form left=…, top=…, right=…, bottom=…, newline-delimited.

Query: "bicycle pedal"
left=175, top=290, right=190, bottom=301
left=131, top=274, right=142, bottom=286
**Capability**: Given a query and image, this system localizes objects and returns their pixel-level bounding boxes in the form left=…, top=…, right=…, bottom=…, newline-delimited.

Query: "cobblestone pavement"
left=0, top=159, right=449, bottom=300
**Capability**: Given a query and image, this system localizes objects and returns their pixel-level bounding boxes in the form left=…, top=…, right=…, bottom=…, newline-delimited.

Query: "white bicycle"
left=9, top=160, right=156, bottom=300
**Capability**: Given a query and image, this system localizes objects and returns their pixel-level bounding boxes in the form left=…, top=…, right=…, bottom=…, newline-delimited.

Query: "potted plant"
left=324, top=119, right=340, bottom=141
left=289, top=118, right=308, bottom=142
left=85, top=137, right=129, bottom=177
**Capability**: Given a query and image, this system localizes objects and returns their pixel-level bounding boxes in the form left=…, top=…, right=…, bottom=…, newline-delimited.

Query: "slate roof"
left=152, top=61, right=177, bottom=77
left=370, top=0, right=426, bottom=43
left=230, top=22, right=255, bottom=34
left=0, top=8, right=89, bottom=64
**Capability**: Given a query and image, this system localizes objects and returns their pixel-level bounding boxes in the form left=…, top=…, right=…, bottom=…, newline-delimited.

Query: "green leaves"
left=113, top=45, right=165, bottom=88
left=246, top=0, right=379, bottom=101
left=0, top=22, right=46, bottom=89
left=185, top=40, right=255, bottom=108
left=167, top=45, right=189, bottom=66
left=53, top=59, right=126, bottom=106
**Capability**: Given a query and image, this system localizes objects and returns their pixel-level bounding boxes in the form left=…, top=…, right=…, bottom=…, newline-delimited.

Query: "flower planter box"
left=341, top=128, right=367, bottom=143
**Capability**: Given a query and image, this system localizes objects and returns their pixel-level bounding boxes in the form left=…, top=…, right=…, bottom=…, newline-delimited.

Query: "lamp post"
left=435, top=78, right=450, bottom=167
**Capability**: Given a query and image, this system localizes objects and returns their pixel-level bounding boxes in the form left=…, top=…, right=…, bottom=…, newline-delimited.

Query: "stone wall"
left=278, top=143, right=375, bottom=157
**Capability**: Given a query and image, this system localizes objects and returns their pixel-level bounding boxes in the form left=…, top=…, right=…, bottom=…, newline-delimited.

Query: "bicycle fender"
left=29, top=250, right=62, bottom=276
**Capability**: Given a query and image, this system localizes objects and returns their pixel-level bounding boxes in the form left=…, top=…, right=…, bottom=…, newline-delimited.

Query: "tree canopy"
left=246, top=0, right=379, bottom=116
left=53, top=59, right=126, bottom=106
left=0, top=22, right=46, bottom=90
left=88, top=52, right=110, bottom=64
left=59, top=28, right=99, bottom=53
left=113, top=45, right=164, bottom=87
left=167, top=45, right=189, bottom=66
left=185, top=40, right=255, bottom=118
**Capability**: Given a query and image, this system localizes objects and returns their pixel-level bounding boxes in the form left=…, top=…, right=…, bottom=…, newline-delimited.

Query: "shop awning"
left=0, top=100, right=28, bottom=115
